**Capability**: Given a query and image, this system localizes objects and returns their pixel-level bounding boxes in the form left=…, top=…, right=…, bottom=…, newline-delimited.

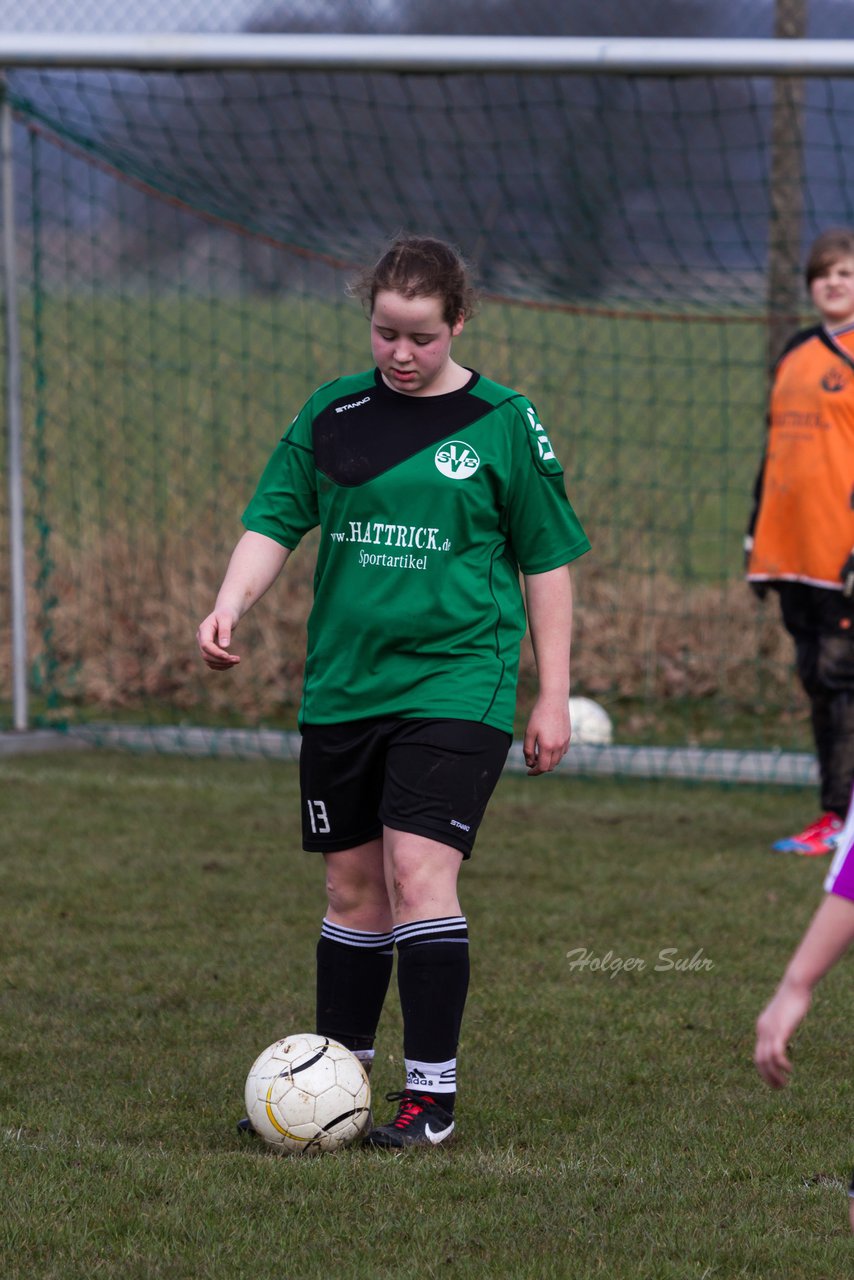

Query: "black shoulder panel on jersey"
left=312, top=371, right=498, bottom=486
left=776, top=325, right=823, bottom=366
left=817, top=325, right=854, bottom=375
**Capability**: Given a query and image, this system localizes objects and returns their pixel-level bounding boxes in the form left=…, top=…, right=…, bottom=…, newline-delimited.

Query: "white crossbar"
left=0, top=34, right=852, bottom=75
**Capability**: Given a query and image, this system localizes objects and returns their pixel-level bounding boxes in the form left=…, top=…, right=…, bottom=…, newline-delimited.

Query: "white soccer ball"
left=244, top=1033, right=371, bottom=1155
left=569, top=696, right=614, bottom=746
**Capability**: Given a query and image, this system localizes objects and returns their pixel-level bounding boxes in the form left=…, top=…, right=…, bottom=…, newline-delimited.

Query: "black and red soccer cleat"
left=363, top=1090, right=455, bottom=1149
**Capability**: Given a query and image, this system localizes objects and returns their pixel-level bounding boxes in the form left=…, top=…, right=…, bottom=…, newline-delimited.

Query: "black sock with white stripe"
left=394, top=915, right=469, bottom=1114
left=316, top=918, right=394, bottom=1062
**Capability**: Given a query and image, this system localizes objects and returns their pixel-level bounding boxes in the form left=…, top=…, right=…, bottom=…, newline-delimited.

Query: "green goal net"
left=0, top=46, right=846, bottom=778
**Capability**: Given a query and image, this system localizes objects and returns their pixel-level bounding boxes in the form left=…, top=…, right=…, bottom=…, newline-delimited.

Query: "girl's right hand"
left=196, top=610, right=241, bottom=670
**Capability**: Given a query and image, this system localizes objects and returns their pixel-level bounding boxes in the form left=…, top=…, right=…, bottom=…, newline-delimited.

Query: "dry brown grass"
left=570, top=566, right=793, bottom=702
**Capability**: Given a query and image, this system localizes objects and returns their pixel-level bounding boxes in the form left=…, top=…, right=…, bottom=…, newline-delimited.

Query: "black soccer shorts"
left=299, top=717, right=511, bottom=858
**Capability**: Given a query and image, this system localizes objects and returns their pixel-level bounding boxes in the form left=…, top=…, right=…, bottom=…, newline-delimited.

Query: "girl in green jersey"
left=197, top=235, right=589, bottom=1147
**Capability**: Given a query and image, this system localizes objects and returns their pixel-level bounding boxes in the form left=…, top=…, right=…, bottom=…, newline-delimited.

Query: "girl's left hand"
left=523, top=694, right=571, bottom=776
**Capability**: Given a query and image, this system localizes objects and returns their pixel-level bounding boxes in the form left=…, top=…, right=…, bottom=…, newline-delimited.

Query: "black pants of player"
left=778, top=583, right=854, bottom=817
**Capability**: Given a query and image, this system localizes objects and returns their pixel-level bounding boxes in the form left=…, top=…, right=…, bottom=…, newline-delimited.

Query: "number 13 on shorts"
left=306, top=798, right=331, bottom=835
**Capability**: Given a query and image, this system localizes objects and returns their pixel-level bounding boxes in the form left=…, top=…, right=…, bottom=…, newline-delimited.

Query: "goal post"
left=2, top=34, right=853, bottom=780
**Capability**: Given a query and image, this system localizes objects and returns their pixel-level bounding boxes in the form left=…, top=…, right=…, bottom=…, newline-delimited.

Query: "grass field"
left=2, top=751, right=852, bottom=1278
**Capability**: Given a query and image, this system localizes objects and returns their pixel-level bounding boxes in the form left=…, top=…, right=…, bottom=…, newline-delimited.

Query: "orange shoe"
left=772, top=813, right=843, bottom=856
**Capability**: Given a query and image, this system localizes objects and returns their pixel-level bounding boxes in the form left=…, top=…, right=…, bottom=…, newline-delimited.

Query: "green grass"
left=1, top=752, right=851, bottom=1278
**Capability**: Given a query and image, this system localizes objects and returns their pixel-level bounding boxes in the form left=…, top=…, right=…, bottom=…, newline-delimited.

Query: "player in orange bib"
left=747, top=228, right=854, bottom=856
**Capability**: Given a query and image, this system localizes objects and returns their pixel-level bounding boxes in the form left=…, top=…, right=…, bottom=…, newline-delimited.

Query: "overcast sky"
left=0, top=1, right=260, bottom=30
left=0, top=1, right=848, bottom=41
left=0, top=0, right=773, bottom=36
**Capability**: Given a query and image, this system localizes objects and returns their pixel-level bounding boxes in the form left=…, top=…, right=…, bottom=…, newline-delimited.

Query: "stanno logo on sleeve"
left=435, top=441, right=481, bottom=479
left=526, top=406, right=556, bottom=460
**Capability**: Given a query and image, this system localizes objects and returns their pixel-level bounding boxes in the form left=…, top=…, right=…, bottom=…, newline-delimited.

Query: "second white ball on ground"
left=568, top=696, right=613, bottom=746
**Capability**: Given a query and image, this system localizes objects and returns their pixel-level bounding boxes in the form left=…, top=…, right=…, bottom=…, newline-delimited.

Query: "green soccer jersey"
left=242, top=369, right=590, bottom=731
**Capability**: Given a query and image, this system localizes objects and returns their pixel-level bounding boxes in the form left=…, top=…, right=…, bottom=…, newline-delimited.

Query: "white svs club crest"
left=435, top=441, right=480, bottom=480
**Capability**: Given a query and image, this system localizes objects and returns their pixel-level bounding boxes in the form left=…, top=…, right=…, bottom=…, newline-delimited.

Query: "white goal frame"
left=0, top=33, right=853, bottom=73
left=1, top=35, right=849, bottom=769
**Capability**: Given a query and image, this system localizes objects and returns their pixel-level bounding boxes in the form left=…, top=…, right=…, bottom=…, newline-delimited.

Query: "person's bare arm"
left=754, top=892, right=854, bottom=1088
left=196, top=530, right=291, bottom=670
left=522, top=565, right=573, bottom=776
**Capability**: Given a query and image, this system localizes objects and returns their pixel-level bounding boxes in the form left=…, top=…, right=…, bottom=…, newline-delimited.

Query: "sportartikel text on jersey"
left=242, top=369, right=590, bottom=730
